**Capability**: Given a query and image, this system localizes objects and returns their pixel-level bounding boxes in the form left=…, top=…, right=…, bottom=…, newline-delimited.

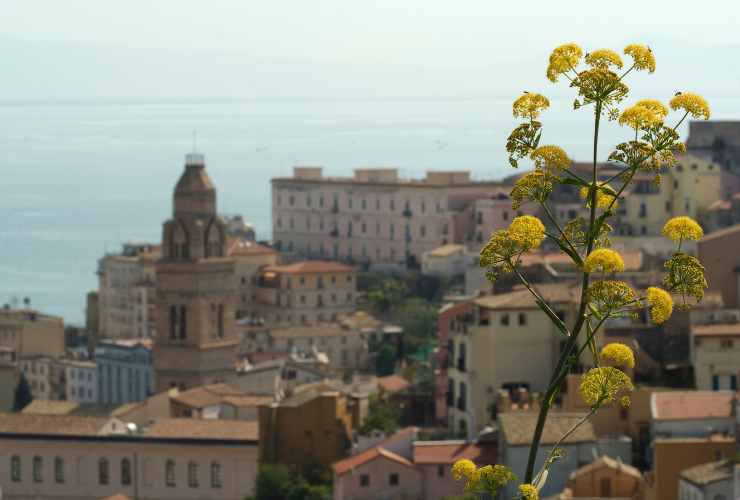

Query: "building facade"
left=61, top=359, right=97, bottom=403
left=0, top=309, right=65, bottom=361
left=691, top=323, right=740, bottom=390
left=96, top=340, right=152, bottom=404
left=255, top=261, right=357, bottom=325
left=153, top=153, right=240, bottom=392
left=271, top=167, right=505, bottom=267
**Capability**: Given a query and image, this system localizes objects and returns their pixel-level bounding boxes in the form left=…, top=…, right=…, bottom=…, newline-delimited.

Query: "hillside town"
left=2, top=119, right=740, bottom=500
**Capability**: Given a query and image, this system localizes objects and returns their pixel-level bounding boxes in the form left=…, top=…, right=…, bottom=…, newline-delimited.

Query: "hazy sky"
left=4, top=0, right=740, bottom=65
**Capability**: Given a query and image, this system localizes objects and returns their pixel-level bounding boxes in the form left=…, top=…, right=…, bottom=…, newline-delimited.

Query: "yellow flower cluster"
left=670, top=92, right=711, bottom=120
left=646, top=287, right=673, bottom=324
left=509, top=215, right=546, bottom=251
left=600, top=342, right=635, bottom=369
left=585, top=49, right=623, bottom=69
left=513, top=92, right=550, bottom=120
left=547, top=43, right=583, bottom=82
left=579, top=366, right=633, bottom=407
left=584, top=249, right=625, bottom=274
left=635, top=99, right=669, bottom=120
left=662, top=216, right=704, bottom=242
left=663, top=254, right=708, bottom=305
left=451, top=460, right=517, bottom=495
left=619, top=102, right=665, bottom=130
left=620, top=395, right=631, bottom=408
left=531, top=145, right=570, bottom=172
left=580, top=184, right=618, bottom=210
left=624, top=44, right=656, bottom=72
left=510, top=171, right=554, bottom=209
left=519, top=483, right=540, bottom=500
left=587, top=280, right=637, bottom=318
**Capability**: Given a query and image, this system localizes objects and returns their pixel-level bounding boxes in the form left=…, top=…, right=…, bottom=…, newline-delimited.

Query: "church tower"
left=153, top=153, right=239, bottom=392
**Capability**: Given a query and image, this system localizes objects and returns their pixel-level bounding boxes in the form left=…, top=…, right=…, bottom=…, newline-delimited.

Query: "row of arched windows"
left=10, top=456, right=222, bottom=489
left=169, top=220, right=224, bottom=260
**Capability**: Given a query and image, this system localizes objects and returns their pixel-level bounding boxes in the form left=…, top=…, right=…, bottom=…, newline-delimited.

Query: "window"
left=389, top=473, right=399, bottom=486
left=720, top=339, right=734, bottom=349
left=458, top=381, right=467, bottom=411
left=121, top=458, right=132, bottom=485
left=211, top=461, right=222, bottom=488
left=11, top=455, right=21, bottom=482
left=188, top=461, right=199, bottom=488
left=437, top=464, right=445, bottom=478
left=33, top=456, right=43, bottom=483
left=518, top=313, right=527, bottom=326
left=166, top=459, right=176, bottom=487
left=639, top=203, right=647, bottom=218
left=98, top=457, right=109, bottom=485
left=360, top=474, right=370, bottom=487
left=55, top=456, right=64, bottom=484
left=501, top=314, right=510, bottom=326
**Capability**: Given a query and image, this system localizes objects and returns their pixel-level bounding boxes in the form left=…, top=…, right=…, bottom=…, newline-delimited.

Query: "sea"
left=2, top=96, right=737, bottom=325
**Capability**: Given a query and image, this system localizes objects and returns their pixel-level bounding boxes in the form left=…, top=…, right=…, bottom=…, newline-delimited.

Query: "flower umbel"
left=508, top=215, right=546, bottom=251
left=585, top=49, right=623, bottom=69
left=547, top=43, right=583, bottom=82
left=510, top=171, right=555, bottom=209
left=580, top=183, right=618, bottom=210
left=513, top=93, right=551, bottom=120
left=635, top=99, right=669, bottom=120
left=619, top=103, right=664, bottom=130
left=452, top=460, right=517, bottom=495
left=579, top=366, right=633, bottom=408
left=587, top=280, right=637, bottom=318
left=584, top=249, right=625, bottom=274
left=646, top=286, right=673, bottom=324
left=600, top=342, right=635, bottom=369
left=662, top=216, right=704, bottom=242
left=452, top=459, right=476, bottom=481
left=663, top=254, right=708, bottom=306
left=670, top=92, right=711, bottom=120
left=531, top=145, right=570, bottom=172
left=624, top=44, right=656, bottom=72
left=518, top=483, right=540, bottom=500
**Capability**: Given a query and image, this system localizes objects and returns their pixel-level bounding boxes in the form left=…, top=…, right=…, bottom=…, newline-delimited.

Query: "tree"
left=359, top=398, right=400, bottom=435
left=253, top=464, right=293, bottom=500
left=367, top=279, right=406, bottom=315
left=375, top=344, right=397, bottom=376
left=12, top=373, right=33, bottom=412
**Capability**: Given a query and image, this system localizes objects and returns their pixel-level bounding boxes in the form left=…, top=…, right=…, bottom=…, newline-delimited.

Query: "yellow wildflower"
left=531, top=145, right=570, bottom=172
left=508, top=215, right=546, bottom=251
left=587, top=280, right=637, bottom=318
left=562, top=218, right=612, bottom=250
left=585, top=49, right=623, bottom=69
left=580, top=184, right=618, bottom=210
left=547, top=43, right=583, bottom=82
left=619, top=104, right=664, bottom=130
left=513, top=93, right=550, bottom=120
left=600, top=342, right=635, bottom=369
left=519, top=483, right=540, bottom=500
left=646, top=287, right=673, bottom=324
left=620, top=395, right=631, bottom=408
left=452, top=459, right=477, bottom=480
left=669, top=92, right=711, bottom=120
left=663, top=254, right=708, bottom=305
left=572, top=67, right=629, bottom=106
left=662, top=216, right=704, bottom=242
left=624, top=44, right=656, bottom=72
left=635, top=99, right=669, bottom=121
left=579, top=366, right=633, bottom=407
left=510, top=171, right=554, bottom=209
left=584, top=248, right=625, bottom=274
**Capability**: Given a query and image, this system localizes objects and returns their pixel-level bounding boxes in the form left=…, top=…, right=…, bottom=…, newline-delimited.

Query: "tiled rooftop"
left=263, top=260, right=357, bottom=275
left=680, top=459, right=736, bottom=486
left=145, top=418, right=258, bottom=441
left=499, top=413, right=595, bottom=446
left=377, top=374, right=411, bottom=393
left=475, top=283, right=580, bottom=310
left=651, top=391, right=736, bottom=420
left=413, top=441, right=497, bottom=466
left=332, top=446, right=415, bottom=476
left=693, top=322, right=740, bottom=337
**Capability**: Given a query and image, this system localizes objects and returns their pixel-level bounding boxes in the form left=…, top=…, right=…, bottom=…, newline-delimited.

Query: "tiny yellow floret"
left=584, top=249, right=625, bottom=274
left=619, top=104, right=664, bottom=130
left=585, top=49, right=623, bottom=69
left=519, top=483, right=540, bottom=500
left=670, top=92, right=711, bottom=120
left=580, top=184, right=618, bottom=210
left=662, top=216, right=704, bottom=242
left=531, top=145, right=570, bottom=172
left=646, top=287, right=673, bottom=324
left=508, top=215, right=546, bottom=251
left=620, top=396, right=632, bottom=408
left=452, top=459, right=476, bottom=481
left=547, top=43, right=583, bottom=82
left=579, top=366, right=633, bottom=407
left=635, top=99, right=669, bottom=120
left=512, top=93, right=550, bottom=120
left=624, top=44, right=656, bottom=72
left=600, top=343, right=635, bottom=369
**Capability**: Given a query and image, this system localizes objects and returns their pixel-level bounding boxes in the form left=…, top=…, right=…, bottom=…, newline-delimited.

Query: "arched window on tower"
left=172, top=222, right=189, bottom=260
left=204, top=220, right=223, bottom=258
left=169, top=305, right=187, bottom=340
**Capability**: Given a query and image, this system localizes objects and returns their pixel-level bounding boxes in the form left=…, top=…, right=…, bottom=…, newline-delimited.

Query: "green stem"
left=540, top=201, right=579, bottom=257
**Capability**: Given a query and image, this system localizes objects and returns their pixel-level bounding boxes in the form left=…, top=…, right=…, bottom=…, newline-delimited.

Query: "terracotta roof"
left=332, top=446, right=416, bottom=476
left=426, top=244, right=467, bottom=258
left=100, top=495, right=132, bottom=500
left=220, top=394, right=273, bottom=408
left=377, top=374, right=411, bottom=393
left=0, top=413, right=107, bottom=436
left=145, top=418, right=258, bottom=441
left=680, top=459, right=736, bottom=486
left=700, top=223, right=740, bottom=242
left=651, top=391, right=736, bottom=420
left=171, top=383, right=246, bottom=409
left=263, top=260, right=357, bottom=275
left=693, top=323, right=740, bottom=337
left=413, top=441, right=497, bottom=465
left=499, top=413, right=595, bottom=446
left=475, top=283, right=580, bottom=310
left=568, top=455, right=641, bottom=480
left=340, top=311, right=381, bottom=330
left=708, top=200, right=731, bottom=211
left=227, top=238, right=277, bottom=257
left=22, top=400, right=80, bottom=415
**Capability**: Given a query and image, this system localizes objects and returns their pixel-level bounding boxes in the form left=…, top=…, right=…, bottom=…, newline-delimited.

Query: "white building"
left=421, top=244, right=473, bottom=278
left=679, top=459, right=739, bottom=500
left=691, top=323, right=740, bottom=391
left=61, top=359, right=97, bottom=403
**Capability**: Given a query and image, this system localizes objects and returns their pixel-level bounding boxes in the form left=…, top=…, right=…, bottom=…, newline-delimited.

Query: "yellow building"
left=0, top=308, right=65, bottom=361
left=446, top=284, right=586, bottom=437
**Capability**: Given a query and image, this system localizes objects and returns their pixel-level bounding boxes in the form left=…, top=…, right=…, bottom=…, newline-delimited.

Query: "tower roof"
left=173, top=153, right=216, bottom=216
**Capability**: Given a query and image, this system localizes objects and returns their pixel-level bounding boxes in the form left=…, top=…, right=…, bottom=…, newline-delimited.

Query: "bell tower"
left=153, top=153, right=239, bottom=392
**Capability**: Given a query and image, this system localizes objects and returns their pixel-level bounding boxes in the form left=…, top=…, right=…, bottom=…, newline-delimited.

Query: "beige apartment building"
left=0, top=412, right=258, bottom=500
left=691, top=322, right=740, bottom=390
left=446, top=284, right=590, bottom=437
left=0, top=308, right=65, bottom=361
left=271, top=167, right=504, bottom=267
left=255, top=260, right=357, bottom=325
left=97, top=243, right=159, bottom=339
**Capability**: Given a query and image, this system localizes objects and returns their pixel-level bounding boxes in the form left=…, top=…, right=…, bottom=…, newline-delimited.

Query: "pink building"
left=435, top=302, right=472, bottom=422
